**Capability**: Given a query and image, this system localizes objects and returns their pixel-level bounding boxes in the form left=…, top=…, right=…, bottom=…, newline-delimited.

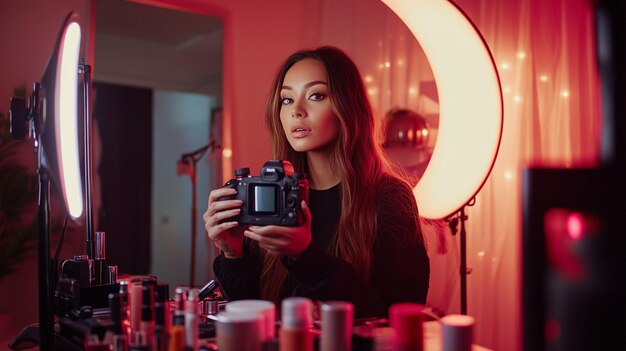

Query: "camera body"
left=221, top=160, right=308, bottom=226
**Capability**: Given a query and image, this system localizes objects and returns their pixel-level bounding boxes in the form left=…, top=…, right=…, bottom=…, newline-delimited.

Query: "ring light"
left=381, top=0, right=504, bottom=220
left=42, top=15, right=84, bottom=220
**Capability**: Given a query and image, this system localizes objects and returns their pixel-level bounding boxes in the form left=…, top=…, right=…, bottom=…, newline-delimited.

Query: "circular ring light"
left=41, top=13, right=84, bottom=220
left=382, top=0, right=504, bottom=219
left=56, top=19, right=83, bottom=219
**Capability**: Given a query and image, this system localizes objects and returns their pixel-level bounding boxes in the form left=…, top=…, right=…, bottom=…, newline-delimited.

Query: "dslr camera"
left=220, top=160, right=309, bottom=226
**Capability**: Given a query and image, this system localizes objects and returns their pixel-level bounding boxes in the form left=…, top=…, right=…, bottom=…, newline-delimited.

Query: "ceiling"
left=94, top=0, right=223, bottom=97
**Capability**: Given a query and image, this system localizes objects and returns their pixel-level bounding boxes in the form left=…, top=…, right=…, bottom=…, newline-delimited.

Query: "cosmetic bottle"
left=94, top=231, right=106, bottom=285
left=119, top=280, right=131, bottom=338
left=216, top=310, right=262, bottom=351
left=185, top=288, right=199, bottom=351
left=169, top=287, right=187, bottom=351
left=279, top=297, right=314, bottom=351
left=225, top=300, right=276, bottom=342
left=389, top=303, right=424, bottom=351
left=320, top=301, right=353, bottom=351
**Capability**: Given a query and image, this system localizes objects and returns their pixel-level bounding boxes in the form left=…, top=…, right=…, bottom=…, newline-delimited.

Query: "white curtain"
left=317, top=1, right=601, bottom=350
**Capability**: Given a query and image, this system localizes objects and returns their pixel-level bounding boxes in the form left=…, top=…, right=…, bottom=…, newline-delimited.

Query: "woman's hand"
left=243, top=201, right=312, bottom=258
left=203, top=187, right=245, bottom=259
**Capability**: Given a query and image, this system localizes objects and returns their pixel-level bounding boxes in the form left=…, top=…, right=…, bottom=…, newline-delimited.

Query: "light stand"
left=33, top=83, right=54, bottom=350
left=445, top=200, right=474, bottom=315
left=177, top=140, right=220, bottom=287
left=9, top=13, right=84, bottom=350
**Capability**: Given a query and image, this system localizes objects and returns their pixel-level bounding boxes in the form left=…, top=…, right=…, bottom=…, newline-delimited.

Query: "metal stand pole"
left=459, top=206, right=468, bottom=315
left=80, top=63, right=94, bottom=259
left=38, top=159, right=53, bottom=350
left=190, top=160, right=197, bottom=287
left=178, top=141, right=220, bottom=288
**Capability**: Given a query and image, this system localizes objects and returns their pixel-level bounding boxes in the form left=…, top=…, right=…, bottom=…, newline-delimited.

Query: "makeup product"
left=173, top=287, right=187, bottom=326
left=216, top=311, right=262, bottom=351
left=201, top=300, right=219, bottom=323
left=279, top=297, right=314, bottom=351
left=109, top=293, right=129, bottom=351
left=320, top=301, right=353, bottom=351
left=441, top=314, right=474, bottom=351
left=94, top=231, right=106, bottom=285
left=119, top=280, right=131, bottom=339
left=169, top=287, right=187, bottom=351
left=130, top=279, right=143, bottom=333
left=141, top=284, right=155, bottom=348
left=389, top=303, right=424, bottom=351
left=154, top=283, right=170, bottom=351
left=108, top=265, right=118, bottom=284
left=185, top=288, right=199, bottom=351
left=225, top=300, right=276, bottom=342
left=198, top=280, right=218, bottom=301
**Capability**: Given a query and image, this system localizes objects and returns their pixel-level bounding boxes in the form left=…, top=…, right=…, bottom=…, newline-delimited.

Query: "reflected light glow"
left=382, top=0, right=503, bottom=219
left=55, top=21, right=83, bottom=219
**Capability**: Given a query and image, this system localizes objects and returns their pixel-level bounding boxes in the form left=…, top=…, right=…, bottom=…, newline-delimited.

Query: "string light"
left=561, top=90, right=570, bottom=98
left=514, top=95, right=521, bottom=103
left=539, top=75, right=548, bottom=82
left=384, top=61, right=391, bottom=68
left=501, top=62, right=509, bottom=70
left=364, top=75, right=373, bottom=83
left=504, top=171, right=513, bottom=180
left=408, top=87, right=417, bottom=95
left=516, top=51, right=526, bottom=60
left=503, top=86, right=511, bottom=93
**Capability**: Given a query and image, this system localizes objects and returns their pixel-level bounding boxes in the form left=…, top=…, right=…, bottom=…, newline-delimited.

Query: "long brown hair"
left=261, top=46, right=412, bottom=302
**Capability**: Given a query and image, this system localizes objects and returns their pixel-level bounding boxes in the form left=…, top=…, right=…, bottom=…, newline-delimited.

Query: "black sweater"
left=213, top=177, right=430, bottom=318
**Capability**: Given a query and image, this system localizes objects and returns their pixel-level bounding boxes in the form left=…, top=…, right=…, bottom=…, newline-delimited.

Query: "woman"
left=204, top=46, right=429, bottom=318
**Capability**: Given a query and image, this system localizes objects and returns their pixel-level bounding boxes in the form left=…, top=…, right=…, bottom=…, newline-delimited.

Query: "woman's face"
left=280, top=58, right=340, bottom=153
